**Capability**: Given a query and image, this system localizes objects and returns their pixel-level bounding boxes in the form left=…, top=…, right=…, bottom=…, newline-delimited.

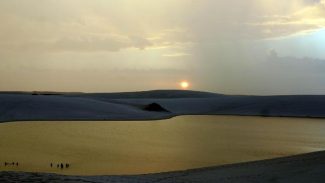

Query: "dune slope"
left=1, top=90, right=325, bottom=122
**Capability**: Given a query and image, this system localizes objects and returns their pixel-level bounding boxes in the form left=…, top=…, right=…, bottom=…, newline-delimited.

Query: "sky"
left=1, top=0, right=325, bottom=94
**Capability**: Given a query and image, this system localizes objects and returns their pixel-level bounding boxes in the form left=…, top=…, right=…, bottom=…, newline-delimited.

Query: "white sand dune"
left=1, top=150, right=325, bottom=183
left=0, top=92, right=173, bottom=122
left=1, top=90, right=325, bottom=122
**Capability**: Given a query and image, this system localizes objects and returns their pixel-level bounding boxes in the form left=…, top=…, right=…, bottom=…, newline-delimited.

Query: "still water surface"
left=1, top=115, right=325, bottom=175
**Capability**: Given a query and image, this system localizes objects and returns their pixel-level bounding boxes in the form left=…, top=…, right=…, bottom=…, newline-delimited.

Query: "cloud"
left=0, top=1, right=156, bottom=53
left=3, top=0, right=324, bottom=54
left=51, top=35, right=152, bottom=52
left=267, top=49, right=278, bottom=59
left=266, top=54, right=325, bottom=72
left=245, top=1, right=325, bottom=39
left=2, top=0, right=325, bottom=93
left=199, top=53, right=325, bottom=95
left=162, top=53, right=190, bottom=57
left=0, top=35, right=153, bottom=52
left=303, top=0, right=321, bottom=5
left=180, top=0, right=325, bottom=41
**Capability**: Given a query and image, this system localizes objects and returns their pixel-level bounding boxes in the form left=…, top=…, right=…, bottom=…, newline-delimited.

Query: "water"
left=1, top=115, right=325, bottom=175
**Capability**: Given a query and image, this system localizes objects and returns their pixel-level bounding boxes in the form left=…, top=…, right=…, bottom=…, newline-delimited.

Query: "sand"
left=3, top=90, right=325, bottom=122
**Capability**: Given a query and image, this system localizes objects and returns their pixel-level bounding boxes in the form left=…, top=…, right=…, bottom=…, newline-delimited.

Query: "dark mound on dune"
left=143, top=103, right=169, bottom=112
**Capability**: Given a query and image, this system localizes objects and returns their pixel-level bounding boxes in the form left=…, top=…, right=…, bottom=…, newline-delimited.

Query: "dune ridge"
left=1, top=90, right=325, bottom=122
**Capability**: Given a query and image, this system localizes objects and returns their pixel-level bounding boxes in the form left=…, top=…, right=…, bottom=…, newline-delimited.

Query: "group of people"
left=2, top=161, right=71, bottom=170
left=50, top=163, right=70, bottom=169
left=4, top=162, right=18, bottom=166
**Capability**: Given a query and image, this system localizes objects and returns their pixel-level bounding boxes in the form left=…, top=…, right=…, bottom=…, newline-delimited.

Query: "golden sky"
left=1, top=0, right=325, bottom=94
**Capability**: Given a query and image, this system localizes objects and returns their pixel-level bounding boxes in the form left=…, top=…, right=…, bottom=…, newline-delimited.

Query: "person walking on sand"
left=50, top=163, right=53, bottom=167
left=57, top=164, right=59, bottom=168
left=65, top=163, right=70, bottom=168
left=60, top=163, right=63, bottom=169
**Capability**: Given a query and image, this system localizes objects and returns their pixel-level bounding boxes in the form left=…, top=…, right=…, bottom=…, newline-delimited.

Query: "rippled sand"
left=1, top=115, right=325, bottom=175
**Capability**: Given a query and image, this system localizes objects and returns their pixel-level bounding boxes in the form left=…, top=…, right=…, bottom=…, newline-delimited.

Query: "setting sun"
left=180, top=81, right=189, bottom=89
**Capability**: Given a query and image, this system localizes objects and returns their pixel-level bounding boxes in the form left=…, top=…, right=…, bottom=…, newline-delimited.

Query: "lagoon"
left=1, top=115, right=325, bottom=175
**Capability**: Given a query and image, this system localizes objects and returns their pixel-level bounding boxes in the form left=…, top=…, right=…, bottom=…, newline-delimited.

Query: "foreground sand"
left=1, top=150, right=325, bottom=183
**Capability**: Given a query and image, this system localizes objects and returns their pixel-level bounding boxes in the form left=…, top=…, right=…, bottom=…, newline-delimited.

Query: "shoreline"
left=2, top=113, right=325, bottom=124
left=2, top=150, right=325, bottom=182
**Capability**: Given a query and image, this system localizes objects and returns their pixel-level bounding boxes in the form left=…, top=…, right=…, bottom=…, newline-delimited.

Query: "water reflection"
left=0, top=115, right=325, bottom=175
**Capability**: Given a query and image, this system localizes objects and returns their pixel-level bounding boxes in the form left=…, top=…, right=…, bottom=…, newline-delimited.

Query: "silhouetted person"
left=50, top=163, right=53, bottom=167
left=12, top=162, right=14, bottom=165
left=60, top=163, right=63, bottom=169
left=16, top=162, right=18, bottom=166
left=57, top=164, right=59, bottom=168
left=4, top=162, right=7, bottom=166
left=65, top=163, right=70, bottom=168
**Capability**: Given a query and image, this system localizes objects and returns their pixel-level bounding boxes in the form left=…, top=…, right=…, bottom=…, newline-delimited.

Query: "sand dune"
left=1, top=150, right=325, bottom=183
left=1, top=90, right=325, bottom=122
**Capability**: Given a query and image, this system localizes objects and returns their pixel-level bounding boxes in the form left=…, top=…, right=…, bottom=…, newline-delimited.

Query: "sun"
left=180, top=81, right=189, bottom=89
